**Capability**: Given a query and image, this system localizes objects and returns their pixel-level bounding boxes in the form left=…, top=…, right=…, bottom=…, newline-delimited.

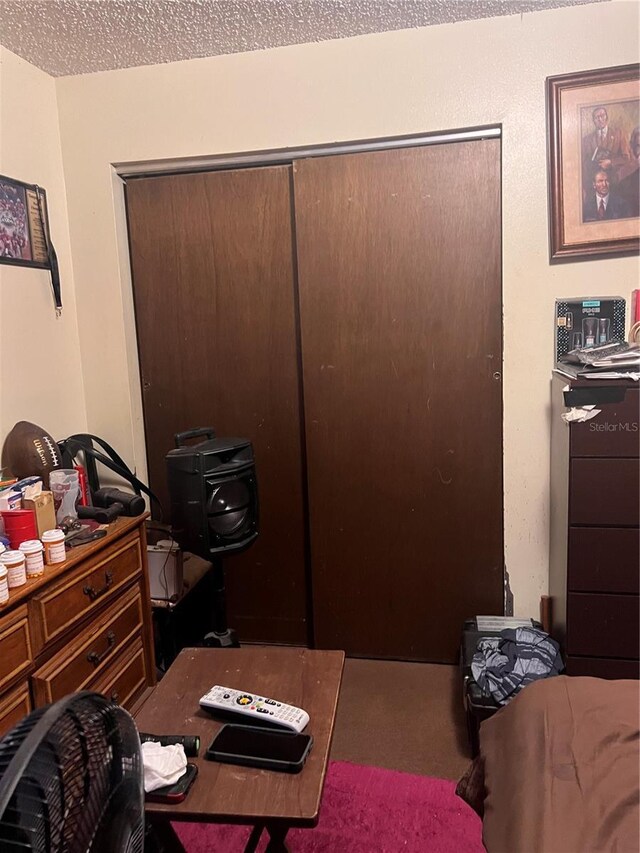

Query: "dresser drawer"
left=0, top=605, right=33, bottom=693
left=568, top=528, right=640, bottom=594
left=29, top=532, right=142, bottom=654
left=31, top=584, right=145, bottom=706
left=568, top=592, right=639, bottom=659
left=570, top=388, right=639, bottom=458
left=90, top=638, right=148, bottom=711
left=566, top=656, right=640, bottom=679
left=569, top=459, right=639, bottom=526
left=0, top=682, right=32, bottom=738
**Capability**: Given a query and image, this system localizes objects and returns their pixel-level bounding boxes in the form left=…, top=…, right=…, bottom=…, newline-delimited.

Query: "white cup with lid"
left=19, top=539, right=45, bottom=578
left=0, top=565, right=8, bottom=603
left=42, top=529, right=66, bottom=565
left=0, top=550, right=27, bottom=588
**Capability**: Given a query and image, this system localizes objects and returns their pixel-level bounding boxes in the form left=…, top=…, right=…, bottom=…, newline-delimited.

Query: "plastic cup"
left=49, top=469, right=80, bottom=524
left=0, top=509, right=38, bottom=549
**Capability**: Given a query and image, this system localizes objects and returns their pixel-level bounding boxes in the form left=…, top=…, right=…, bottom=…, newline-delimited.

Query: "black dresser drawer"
left=566, top=656, right=640, bottom=679
left=570, top=458, right=639, bottom=526
left=568, top=592, right=639, bottom=659
left=570, top=387, right=639, bottom=458
left=568, top=527, right=640, bottom=594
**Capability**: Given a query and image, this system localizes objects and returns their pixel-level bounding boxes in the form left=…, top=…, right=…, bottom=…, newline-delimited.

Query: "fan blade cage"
left=0, top=692, right=143, bottom=853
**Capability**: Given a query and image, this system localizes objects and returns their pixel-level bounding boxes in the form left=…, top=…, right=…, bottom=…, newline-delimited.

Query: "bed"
left=456, top=675, right=640, bottom=852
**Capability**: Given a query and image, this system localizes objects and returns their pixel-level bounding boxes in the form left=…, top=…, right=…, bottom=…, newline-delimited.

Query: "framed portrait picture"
left=0, top=174, right=51, bottom=268
left=546, top=64, right=639, bottom=261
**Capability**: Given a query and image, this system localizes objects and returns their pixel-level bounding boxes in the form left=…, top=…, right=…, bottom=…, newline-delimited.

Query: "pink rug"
left=174, top=760, right=483, bottom=852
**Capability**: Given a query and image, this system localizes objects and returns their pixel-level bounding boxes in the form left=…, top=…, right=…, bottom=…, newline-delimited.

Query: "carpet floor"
left=174, top=760, right=483, bottom=852
left=331, top=658, right=471, bottom=780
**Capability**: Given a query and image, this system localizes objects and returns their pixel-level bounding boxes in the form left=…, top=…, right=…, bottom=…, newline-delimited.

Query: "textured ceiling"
left=0, top=0, right=603, bottom=78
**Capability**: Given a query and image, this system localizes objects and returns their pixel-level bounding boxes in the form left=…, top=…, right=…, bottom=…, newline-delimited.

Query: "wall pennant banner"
left=0, top=174, right=62, bottom=315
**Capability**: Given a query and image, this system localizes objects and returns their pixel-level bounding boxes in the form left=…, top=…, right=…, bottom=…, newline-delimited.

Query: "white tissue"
left=141, top=741, right=188, bottom=793
left=561, top=406, right=601, bottom=424
left=22, top=482, right=43, bottom=500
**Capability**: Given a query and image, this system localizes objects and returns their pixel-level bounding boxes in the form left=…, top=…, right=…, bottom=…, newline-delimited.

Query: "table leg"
left=152, top=605, right=178, bottom=671
left=240, top=823, right=291, bottom=852
left=244, top=824, right=265, bottom=852
left=265, top=824, right=290, bottom=852
left=144, top=819, right=187, bottom=853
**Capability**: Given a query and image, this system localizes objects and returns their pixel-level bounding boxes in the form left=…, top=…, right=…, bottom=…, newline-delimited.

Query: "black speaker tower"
left=166, top=428, right=259, bottom=648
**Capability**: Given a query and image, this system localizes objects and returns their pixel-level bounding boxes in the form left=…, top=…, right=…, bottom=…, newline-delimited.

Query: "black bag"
left=58, top=433, right=162, bottom=517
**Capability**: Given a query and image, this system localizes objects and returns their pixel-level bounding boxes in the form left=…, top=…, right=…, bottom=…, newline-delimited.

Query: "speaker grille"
left=166, top=435, right=258, bottom=557
left=206, top=477, right=256, bottom=543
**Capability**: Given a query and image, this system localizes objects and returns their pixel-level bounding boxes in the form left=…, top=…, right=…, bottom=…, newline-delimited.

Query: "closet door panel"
left=126, top=167, right=307, bottom=644
left=293, top=140, right=503, bottom=662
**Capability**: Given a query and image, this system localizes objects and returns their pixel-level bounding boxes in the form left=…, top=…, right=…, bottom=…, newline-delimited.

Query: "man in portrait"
left=583, top=168, right=630, bottom=222
left=614, top=126, right=640, bottom=218
left=581, top=105, right=631, bottom=193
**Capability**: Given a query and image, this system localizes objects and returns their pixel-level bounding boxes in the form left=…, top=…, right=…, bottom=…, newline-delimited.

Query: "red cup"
left=1, top=509, right=38, bottom=549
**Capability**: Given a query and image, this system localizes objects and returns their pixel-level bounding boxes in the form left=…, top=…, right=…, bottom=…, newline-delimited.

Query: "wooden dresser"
left=0, top=516, right=156, bottom=736
left=550, top=376, right=639, bottom=678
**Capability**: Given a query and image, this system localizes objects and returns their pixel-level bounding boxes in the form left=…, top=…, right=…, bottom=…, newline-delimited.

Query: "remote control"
left=199, top=686, right=310, bottom=733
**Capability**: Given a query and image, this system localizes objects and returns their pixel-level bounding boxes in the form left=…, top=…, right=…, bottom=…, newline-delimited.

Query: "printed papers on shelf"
left=582, top=372, right=640, bottom=381
left=555, top=343, right=640, bottom=381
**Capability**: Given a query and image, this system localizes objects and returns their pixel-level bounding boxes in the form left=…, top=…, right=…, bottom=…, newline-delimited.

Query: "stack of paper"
left=555, top=343, right=640, bottom=381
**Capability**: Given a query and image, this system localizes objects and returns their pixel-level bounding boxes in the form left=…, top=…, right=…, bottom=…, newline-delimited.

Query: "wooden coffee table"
left=135, top=646, right=345, bottom=852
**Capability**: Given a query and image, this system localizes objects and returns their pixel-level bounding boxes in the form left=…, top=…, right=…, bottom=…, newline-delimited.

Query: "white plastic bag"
left=141, top=741, right=188, bottom=793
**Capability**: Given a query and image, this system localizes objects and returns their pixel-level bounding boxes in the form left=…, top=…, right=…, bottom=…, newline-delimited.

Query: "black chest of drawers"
left=549, top=376, right=639, bottom=679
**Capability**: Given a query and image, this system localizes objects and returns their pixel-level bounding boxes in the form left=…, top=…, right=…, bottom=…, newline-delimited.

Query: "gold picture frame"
left=547, top=64, right=639, bottom=261
left=0, top=174, right=50, bottom=268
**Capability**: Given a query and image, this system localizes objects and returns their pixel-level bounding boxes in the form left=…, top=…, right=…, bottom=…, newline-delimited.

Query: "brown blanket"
left=457, top=676, right=640, bottom=852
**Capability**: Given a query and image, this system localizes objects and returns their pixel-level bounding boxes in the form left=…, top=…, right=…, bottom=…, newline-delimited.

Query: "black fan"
left=0, top=692, right=144, bottom=853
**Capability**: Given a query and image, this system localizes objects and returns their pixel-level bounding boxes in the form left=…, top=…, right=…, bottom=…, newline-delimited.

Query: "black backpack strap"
left=63, top=434, right=132, bottom=484
left=59, top=435, right=101, bottom=492
left=59, top=434, right=162, bottom=515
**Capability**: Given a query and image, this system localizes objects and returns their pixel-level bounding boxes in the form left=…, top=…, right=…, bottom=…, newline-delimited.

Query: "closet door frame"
left=114, top=124, right=505, bottom=643
left=116, top=126, right=501, bottom=178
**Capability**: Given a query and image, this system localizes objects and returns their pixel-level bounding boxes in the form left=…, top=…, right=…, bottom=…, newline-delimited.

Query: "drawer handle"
left=87, top=631, right=117, bottom=666
left=110, top=691, right=119, bottom=704
left=83, top=571, right=114, bottom=601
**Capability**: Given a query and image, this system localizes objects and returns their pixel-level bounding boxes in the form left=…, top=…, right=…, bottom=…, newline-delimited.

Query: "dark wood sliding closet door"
left=126, top=167, right=308, bottom=644
left=293, top=140, right=503, bottom=662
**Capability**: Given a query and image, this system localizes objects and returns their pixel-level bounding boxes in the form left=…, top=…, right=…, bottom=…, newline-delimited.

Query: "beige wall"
left=0, top=47, right=85, bottom=449
left=52, top=0, right=638, bottom=617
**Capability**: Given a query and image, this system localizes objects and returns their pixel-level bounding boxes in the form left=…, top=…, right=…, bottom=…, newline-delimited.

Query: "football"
left=1, top=421, right=63, bottom=488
